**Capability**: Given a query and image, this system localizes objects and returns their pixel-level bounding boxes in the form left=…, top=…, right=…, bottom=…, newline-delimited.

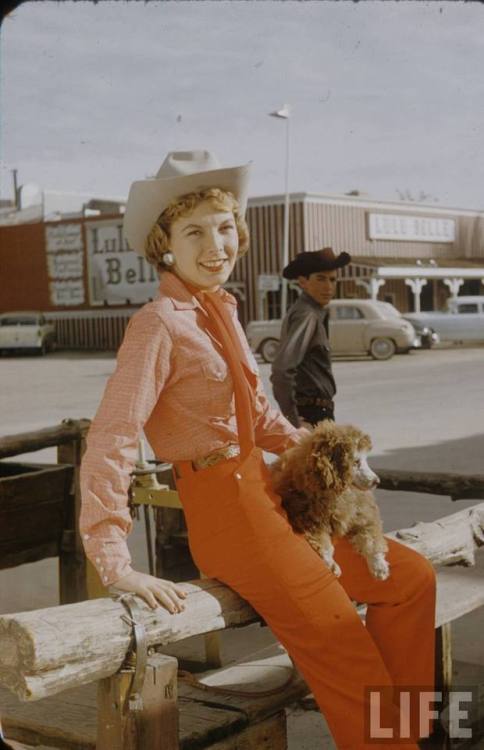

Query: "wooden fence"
left=1, top=421, right=484, bottom=748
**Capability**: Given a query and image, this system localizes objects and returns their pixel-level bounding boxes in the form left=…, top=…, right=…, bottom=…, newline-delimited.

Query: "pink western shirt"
left=80, top=272, right=305, bottom=586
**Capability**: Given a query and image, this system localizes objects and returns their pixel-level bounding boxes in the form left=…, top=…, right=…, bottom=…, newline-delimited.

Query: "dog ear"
left=330, top=442, right=354, bottom=493
left=312, top=450, right=335, bottom=489
left=307, top=439, right=337, bottom=491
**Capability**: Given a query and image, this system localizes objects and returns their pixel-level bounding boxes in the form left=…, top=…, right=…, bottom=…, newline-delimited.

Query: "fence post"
left=57, top=418, right=91, bottom=603
left=97, top=653, right=179, bottom=750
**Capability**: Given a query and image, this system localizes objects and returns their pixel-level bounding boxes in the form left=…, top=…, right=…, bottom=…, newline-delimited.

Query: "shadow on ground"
left=371, top=433, right=484, bottom=476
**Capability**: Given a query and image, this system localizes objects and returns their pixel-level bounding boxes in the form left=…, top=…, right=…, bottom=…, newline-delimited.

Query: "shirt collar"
left=159, top=272, right=237, bottom=311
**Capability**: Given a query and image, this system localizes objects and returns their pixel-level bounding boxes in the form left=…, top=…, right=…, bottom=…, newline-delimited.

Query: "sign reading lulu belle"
left=86, top=220, right=159, bottom=305
left=368, top=213, right=456, bottom=243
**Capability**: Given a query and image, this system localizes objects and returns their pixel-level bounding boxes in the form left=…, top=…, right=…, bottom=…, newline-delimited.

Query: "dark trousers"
left=298, top=404, right=335, bottom=426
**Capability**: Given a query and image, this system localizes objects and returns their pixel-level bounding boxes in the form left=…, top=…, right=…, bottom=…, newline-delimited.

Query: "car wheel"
left=259, top=337, right=280, bottom=363
left=370, top=337, right=396, bottom=361
left=421, top=336, right=432, bottom=349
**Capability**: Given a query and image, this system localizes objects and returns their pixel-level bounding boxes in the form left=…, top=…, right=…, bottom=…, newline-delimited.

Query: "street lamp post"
left=269, top=104, right=291, bottom=317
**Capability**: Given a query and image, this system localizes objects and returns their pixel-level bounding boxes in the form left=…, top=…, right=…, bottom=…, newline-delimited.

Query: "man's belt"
left=296, top=396, right=335, bottom=409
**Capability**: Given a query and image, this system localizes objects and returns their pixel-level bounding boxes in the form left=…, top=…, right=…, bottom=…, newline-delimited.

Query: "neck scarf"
left=183, top=280, right=256, bottom=458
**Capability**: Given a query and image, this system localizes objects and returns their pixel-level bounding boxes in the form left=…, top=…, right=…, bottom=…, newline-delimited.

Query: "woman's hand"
left=112, top=570, right=188, bottom=612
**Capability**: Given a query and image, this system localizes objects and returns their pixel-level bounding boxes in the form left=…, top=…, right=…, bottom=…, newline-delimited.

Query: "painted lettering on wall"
left=45, top=223, right=85, bottom=306
left=368, top=213, right=456, bottom=243
left=86, top=221, right=159, bottom=305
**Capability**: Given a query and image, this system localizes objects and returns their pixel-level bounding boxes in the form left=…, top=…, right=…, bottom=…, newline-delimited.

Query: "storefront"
left=1, top=191, right=483, bottom=347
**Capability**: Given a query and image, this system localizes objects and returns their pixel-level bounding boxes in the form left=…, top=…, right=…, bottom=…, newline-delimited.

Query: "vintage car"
left=246, top=299, right=420, bottom=363
left=404, top=296, right=484, bottom=344
left=0, top=312, right=57, bottom=355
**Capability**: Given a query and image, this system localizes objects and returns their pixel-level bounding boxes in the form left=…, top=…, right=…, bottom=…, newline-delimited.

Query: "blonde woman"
left=80, top=150, right=435, bottom=749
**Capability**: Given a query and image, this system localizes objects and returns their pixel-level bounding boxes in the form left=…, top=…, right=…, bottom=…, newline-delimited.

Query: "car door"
left=443, top=303, right=480, bottom=342
left=329, top=304, right=367, bottom=353
left=0, top=316, right=23, bottom=349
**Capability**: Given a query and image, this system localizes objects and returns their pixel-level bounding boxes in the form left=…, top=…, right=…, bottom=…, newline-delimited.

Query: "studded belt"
left=296, top=397, right=334, bottom=409
left=192, top=444, right=240, bottom=470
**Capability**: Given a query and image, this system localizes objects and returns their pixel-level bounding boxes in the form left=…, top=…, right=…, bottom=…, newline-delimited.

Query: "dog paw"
left=369, top=554, right=390, bottom=580
left=322, top=554, right=342, bottom=577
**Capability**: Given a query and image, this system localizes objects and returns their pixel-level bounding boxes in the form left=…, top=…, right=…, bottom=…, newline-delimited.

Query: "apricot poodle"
left=271, top=421, right=389, bottom=579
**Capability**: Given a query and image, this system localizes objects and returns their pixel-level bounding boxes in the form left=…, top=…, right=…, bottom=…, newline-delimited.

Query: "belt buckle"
left=193, top=444, right=239, bottom=471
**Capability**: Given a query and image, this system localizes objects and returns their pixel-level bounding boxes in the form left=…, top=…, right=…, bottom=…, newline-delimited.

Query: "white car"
left=405, top=296, right=484, bottom=344
left=246, top=299, right=420, bottom=362
left=0, top=312, right=57, bottom=355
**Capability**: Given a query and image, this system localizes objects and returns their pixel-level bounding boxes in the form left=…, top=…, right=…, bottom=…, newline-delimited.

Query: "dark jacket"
left=270, top=292, right=336, bottom=426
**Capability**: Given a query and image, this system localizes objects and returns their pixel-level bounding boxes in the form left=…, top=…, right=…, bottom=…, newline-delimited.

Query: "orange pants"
left=175, top=447, right=436, bottom=749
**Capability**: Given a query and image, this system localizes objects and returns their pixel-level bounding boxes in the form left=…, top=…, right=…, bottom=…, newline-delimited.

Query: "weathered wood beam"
left=0, top=503, right=482, bottom=703
left=0, top=419, right=90, bottom=460
left=0, top=579, right=260, bottom=701
left=57, top=425, right=88, bottom=603
left=376, top=468, right=484, bottom=500
left=97, top=653, right=179, bottom=750
left=387, top=502, right=484, bottom=566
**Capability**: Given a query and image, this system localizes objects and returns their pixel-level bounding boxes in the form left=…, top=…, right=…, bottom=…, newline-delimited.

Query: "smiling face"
left=168, top=200, right=239, bottom=291
left=298, top=270, right=338, bottom=307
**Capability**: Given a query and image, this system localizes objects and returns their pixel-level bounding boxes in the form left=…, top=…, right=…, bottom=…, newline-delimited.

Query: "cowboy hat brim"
left=283, top=251, right=351, bottom=279
left=123, top=164, right=250, bottom=255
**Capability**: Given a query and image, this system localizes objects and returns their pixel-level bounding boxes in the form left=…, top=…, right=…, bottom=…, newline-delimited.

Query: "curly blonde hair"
left=144, top=188, right=249, bottom=273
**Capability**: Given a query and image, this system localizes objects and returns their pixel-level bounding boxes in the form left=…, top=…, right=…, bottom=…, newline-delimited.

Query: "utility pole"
left=12, top=169, right=20, bottom=209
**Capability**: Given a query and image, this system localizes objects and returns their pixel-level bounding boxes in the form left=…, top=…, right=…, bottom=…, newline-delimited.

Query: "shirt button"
left=83, top=534, right=90, bottom=540
left=103, top=576, right=108, bottom=583
left=100, top=566, right=105, bottom=572
left=235, top=472, right=242, bottom=480
left=95, top=557, right=101, bottom=564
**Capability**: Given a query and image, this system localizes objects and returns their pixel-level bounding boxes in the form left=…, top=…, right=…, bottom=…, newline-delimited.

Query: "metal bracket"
left=117, top=594, right=148, bottom=711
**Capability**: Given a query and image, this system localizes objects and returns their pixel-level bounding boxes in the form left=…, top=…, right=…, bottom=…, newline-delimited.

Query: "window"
left=334, top=306, right=364, bottom=320
left=0, top=316, right=38, bottom=326
left=457, top=304, right=479, bottom=314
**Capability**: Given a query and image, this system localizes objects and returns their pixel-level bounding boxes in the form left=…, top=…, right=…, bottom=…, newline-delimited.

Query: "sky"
left=1, top=0, right=484, bottom=213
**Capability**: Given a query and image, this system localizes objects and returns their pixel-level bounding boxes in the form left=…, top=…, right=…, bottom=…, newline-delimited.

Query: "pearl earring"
left=163, top=252, right=175, bottom=266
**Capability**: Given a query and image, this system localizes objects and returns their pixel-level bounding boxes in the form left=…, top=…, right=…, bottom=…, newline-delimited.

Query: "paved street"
left=1, top=346, right=483, bottom=748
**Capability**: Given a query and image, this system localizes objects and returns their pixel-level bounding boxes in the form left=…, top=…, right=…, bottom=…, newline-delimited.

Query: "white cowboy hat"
left=123, top=150, right=251, bottom=255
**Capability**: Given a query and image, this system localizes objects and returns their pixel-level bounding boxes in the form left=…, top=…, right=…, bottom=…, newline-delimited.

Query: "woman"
left=80, top=150, right=436, bottom=749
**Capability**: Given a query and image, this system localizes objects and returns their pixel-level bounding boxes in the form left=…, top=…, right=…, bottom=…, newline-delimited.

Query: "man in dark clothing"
left=271, top=247, right=351, bottom=427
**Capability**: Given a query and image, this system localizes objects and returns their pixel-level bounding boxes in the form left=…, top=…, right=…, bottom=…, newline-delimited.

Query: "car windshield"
left=373, top=302, right=403, bottom=320
left=0, top=316, right=39, bottom=326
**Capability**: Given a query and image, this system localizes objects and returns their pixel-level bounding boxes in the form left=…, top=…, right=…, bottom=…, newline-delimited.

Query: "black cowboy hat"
left=282, top=247, right=351, bottom=280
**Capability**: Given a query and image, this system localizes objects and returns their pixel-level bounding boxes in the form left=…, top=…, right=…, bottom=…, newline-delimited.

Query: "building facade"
left=1, top=192, right=483, bottom=349
left=238, top=193, right=484, bottom=321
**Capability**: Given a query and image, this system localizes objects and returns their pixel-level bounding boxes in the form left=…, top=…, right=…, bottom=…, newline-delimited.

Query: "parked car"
left=0, top=312, right=56, bottom=355
left=246, top=299, right=420, bottom=363
left=404, top=296, right=484, bottom=344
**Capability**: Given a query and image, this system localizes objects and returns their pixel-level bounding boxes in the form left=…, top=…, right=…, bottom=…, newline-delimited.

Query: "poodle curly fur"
left=271, top=421, right=389, bottom=579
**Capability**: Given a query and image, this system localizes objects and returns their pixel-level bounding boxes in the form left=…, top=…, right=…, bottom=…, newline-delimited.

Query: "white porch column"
left=405, top=278, right=427, bottom=313
left=356, top=278, right=386, bottom=300
left=443, top=277, right=464, bottom=299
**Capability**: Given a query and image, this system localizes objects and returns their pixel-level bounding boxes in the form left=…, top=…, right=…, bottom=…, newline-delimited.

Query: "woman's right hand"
left=112, top=570, right=188, bottom=612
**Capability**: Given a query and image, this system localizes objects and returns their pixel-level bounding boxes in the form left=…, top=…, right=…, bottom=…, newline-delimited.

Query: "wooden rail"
left=0, top=419, right=91, bottom=603
left=0, top=419, right=90, bottom=460
left=2, top=421, right=484, bottom=748
left=1, top=503, right=483, bottom=703
left=376, top=468, right=484, bottom=501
